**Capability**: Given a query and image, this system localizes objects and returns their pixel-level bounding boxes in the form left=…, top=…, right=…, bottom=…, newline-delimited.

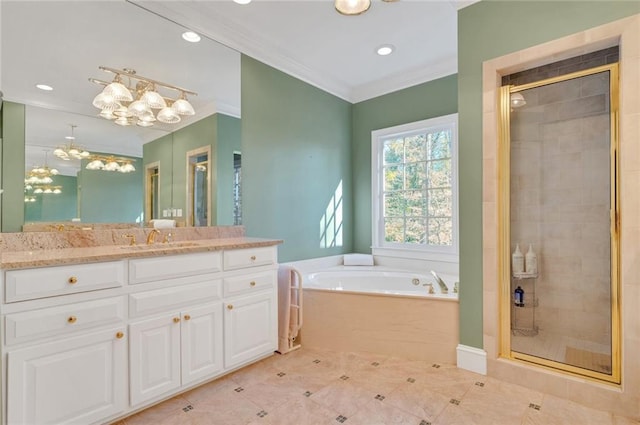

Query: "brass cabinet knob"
left=227, top=304, right=233, bottom=310
left=250, top=255, right=256, bottom=261
left=116, top=331, right=124, bottom=339
left=173, top=317, right=181, bottom=323
left=68, top=276, right=78, bottom=284
left=67, top=316, right=77, bottom=324
left=250, top=281, right=256, bottom=287
left=184, top=314, right=191, bottom=321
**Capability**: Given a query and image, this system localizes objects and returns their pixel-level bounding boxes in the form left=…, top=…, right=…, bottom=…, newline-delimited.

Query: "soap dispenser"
left=512, top=244, right=524, bottom=276
left=525, top=244, right=537, bottom=275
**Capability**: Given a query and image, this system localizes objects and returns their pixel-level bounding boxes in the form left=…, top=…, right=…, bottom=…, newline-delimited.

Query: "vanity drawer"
left=5, top=261, right=126, bottom=303
left=129, top=251, right=222, bottom=284
left=224, top=270, right=275, bottom=297
left=5, top=296, right=125, bottom=346
left=129, top=280, right=222, bottom=318
left=223, top=247, right=276, bottom=271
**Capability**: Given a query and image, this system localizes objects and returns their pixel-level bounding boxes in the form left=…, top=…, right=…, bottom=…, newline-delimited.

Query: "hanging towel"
left=343, top=253, right=374, bottom=266
left=277, top=265, right=303, bottom=354
left=150, top=219, right=176, bottom=229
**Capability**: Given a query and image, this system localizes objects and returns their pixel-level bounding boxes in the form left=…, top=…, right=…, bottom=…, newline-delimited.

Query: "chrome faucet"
left=430, top=270, right=449, bottom=294
left=146, top=229, right=161, bottom=245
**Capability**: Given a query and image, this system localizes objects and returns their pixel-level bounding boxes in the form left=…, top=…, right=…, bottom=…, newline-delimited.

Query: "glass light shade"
left=172, top=98, right=195, bottom=116
left=128, top=100, right=151, bottom=117
left=136, top=120, right=154, bottom=128
left=113, top=105, right=133, bottom=118
left=80, top=150, right=91, bottom=158
left=25, top=184, right=33, bottom=191
left=68, top=148, right=79, bottom=156
left=53, top=148, right=68, bottom=159
left=141, top=89, right=167, bottom=109
left=86, top=160, right=105, bottom=170
left=43, top=188, right=53, bottom=194
left=114, top=117, right=133, bottom=126
left=53, top=188, right=62, bottom=194
left=34, top=188, right=43, bottom=194
left=335, top=0, right=370, bottom=15
left=120, top=163, right=136, bottom=173
left=99, top=109, right=117, bottom=120
left=104, top=81, right=133, bottom=102
left=92, top=92, right=120, bottom=111
left=104, top=160, right=121, bottom=172
left=50, top=168, right=59, bottom=175
left=157, top=107, right=181, bottom=124
left=511, top=93, right=526, bottom=108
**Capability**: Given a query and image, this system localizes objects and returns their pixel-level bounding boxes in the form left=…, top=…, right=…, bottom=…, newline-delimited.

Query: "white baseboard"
left=457, top=344, right=487, bottom=375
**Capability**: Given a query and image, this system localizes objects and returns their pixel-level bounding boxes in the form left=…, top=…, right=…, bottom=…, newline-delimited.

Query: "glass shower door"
left=499, top=64, right=620, bottom=383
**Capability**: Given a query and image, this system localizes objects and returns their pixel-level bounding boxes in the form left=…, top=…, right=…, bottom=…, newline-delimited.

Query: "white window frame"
left=371, top=113, right=459, bottom=263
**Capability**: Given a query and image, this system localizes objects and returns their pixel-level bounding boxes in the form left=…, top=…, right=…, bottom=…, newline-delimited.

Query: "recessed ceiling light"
left=182, top=31, right=201, bottom=43
left=234, top=0, right=252, bottom=4
left=36, top=84, right=53, bottom=91
left=376, top=45, right=395, bottom=56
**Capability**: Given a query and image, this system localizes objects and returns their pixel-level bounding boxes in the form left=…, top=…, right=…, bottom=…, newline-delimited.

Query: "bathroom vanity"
left=0, top=228, right=281, bottom=425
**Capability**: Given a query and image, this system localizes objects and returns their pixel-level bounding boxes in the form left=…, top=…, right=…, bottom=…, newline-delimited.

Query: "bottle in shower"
left=525, top=244, right=537, bottom=275
left=512, top=244, right=524, bottom=276
left=514, top=286, right=524, bottom=307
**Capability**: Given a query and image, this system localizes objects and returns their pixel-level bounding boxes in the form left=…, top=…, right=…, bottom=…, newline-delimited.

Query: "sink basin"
left=120, top=242, right=200, bottom=250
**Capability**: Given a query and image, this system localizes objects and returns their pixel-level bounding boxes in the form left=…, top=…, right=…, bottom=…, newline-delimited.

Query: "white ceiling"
left=2, top=0, right=475, bottom=176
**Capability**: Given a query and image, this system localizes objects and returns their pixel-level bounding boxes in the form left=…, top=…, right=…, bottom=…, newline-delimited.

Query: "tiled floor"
left=118, top=347, right=638, bottom=425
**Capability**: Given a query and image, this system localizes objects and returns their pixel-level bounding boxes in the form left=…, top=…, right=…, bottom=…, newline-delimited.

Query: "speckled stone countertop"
left=0, top=226, right=282, bottom=270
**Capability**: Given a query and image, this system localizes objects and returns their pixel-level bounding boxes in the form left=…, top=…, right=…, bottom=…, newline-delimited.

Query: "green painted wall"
left=24, top=174, right=78, bottom=222
left=143, top=132, right=174, bottom=220
left=241, top=55, right=352, bottom=262
left=1, top=102, right=25, bottom=232
left=351, top=75, right=458, bottom=253
left=216, top=114, right=241, bottom=225
left=458, top=1, right=640, bottom=349
left=77, top=156, right=143, bottom=223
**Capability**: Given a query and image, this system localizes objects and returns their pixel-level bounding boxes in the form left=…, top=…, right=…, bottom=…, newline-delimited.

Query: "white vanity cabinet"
left=1, top=242, right=279, bottom=425
left=2, top=261, right=128, bottom=425
left=6, top=327, right=128, bottom=425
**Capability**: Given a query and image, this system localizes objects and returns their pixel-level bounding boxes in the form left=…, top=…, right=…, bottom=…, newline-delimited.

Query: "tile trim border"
left=457, top=344, right=487, bottom=375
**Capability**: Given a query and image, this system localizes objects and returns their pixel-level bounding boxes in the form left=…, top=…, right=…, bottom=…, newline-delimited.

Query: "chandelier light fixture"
left=85, top=155, right=136, bottom=173
left=335, top=0, right=397, bottom=16
left=53, top=125, right=91, bottom=161
left=24, top=151, right=62, bottom=197
left=89, top=66, right=196, bottom=127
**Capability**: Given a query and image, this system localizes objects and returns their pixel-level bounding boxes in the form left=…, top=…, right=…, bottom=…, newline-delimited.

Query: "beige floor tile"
left=384, top=380, right=452, bottom=421
left=614, top=415, right=640, bottom=425
left=125, top=396, right=192, bottom=425
left=309, top=379, right=380, bottom=417
left=245, top=396, right=340, bottom=425
left=182, top=381, right=264, bottom=424
left=347, top=398, right=426, bottom=425
left=523, top=394, right=614, bottom=425
left=226, top=357, right=283, bottom=387
left=434, top=402, right=524, bottom=425
left=238, top=374, right=312, bottom=410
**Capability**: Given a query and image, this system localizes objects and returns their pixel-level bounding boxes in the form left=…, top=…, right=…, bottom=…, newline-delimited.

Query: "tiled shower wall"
left=509, top=71, right=612, bottom=347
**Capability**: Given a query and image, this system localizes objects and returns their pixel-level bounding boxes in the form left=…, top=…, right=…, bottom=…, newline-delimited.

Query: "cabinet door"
left=181, top=303, right=224, bottom=385
left=224, top=291, right=277, bottom=369
left=7, top=327, right=127, bottom=425
left=129, top=314, right=181, bottom=406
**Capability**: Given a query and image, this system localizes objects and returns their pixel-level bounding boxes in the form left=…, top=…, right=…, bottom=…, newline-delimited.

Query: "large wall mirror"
left=1, top=1, right=241, bottom=231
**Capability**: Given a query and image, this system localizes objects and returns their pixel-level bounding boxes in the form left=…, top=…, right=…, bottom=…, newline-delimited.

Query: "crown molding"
left=351, top=55, right=458, bottom=103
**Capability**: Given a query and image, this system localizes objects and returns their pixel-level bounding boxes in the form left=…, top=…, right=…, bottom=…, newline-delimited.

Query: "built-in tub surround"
left=286, top=257, right=459, bottom=364
left=482, top=15, right=640, bottom=419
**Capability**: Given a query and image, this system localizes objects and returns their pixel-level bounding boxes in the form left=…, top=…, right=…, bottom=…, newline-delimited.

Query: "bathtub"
left=298, top=265, right=460, bottom=363
left=305, top=266, right=458, bottom=300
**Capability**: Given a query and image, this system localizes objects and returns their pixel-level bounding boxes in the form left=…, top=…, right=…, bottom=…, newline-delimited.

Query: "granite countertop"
left=0, top=227, right=282, bottom=270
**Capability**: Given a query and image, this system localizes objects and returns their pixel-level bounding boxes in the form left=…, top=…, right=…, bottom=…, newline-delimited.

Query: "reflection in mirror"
left=1, top=1, right=241, bottom=231
left=187, top=147, right=210, bottom=227
left=145, top=162, right=161, bottom=222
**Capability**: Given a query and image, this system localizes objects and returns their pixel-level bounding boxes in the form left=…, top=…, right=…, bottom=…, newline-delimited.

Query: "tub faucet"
left=430, top=270, right=449, bottom=294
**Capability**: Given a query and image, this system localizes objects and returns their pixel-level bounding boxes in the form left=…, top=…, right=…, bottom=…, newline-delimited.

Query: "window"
left=371, top=114, right=458, bottom=261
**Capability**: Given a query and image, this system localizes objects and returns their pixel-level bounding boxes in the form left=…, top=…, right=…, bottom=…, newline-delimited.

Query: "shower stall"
left=498, top=58, right=620, bottom=383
